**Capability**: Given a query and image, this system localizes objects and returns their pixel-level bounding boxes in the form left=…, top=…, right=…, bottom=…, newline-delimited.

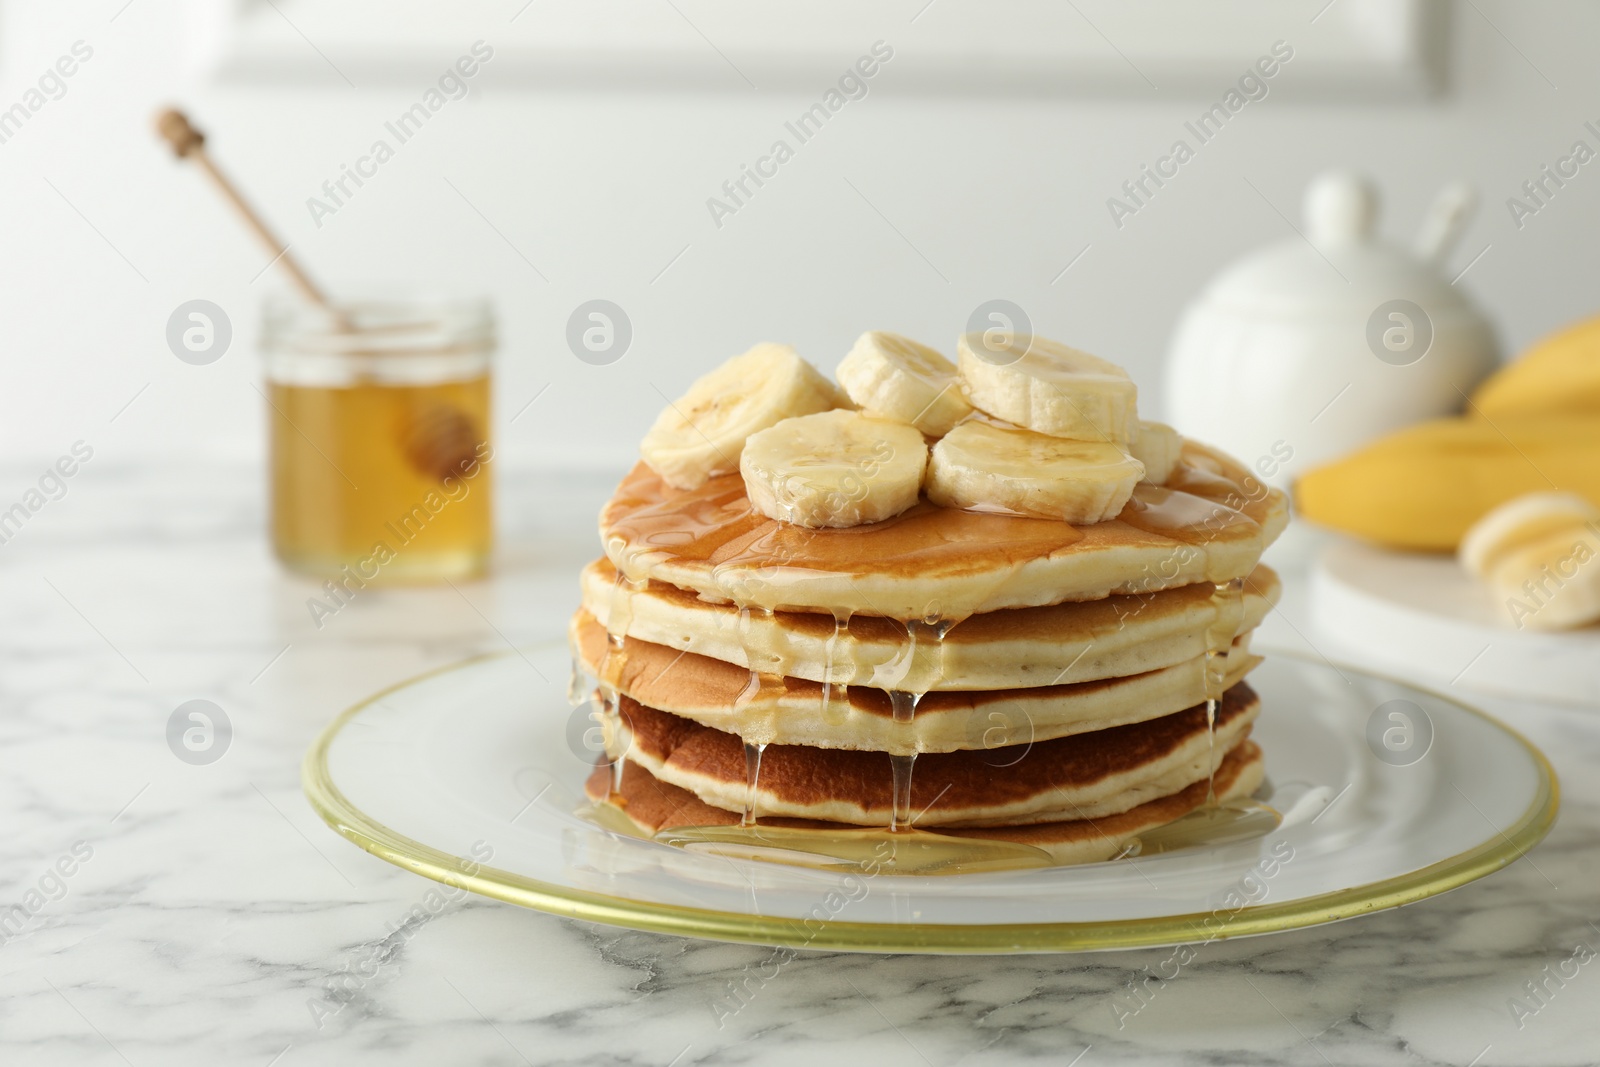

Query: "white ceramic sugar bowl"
left=1163, top=171, right=1500, bottom=491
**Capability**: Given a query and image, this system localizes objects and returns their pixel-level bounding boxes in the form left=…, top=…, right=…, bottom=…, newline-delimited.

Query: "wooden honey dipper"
left=155, top=107, right=483, bottom=485
left=155, top=108, right=341, bottom=318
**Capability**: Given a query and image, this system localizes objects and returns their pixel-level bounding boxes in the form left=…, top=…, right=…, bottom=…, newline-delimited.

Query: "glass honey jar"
left=262, top=297, right=494, bottom=582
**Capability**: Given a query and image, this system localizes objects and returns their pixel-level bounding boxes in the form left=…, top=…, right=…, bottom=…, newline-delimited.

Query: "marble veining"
left=0, top=463, right=1594, bottom=1066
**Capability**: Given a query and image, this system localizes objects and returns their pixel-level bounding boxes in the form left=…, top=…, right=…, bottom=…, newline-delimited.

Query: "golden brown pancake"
left=602, top=684, right=1258, bottom=828
left=580, top=558, right=1278, bottom=692
left=571, top=609, right=1261, bottom=751
left=598, top=440, right=1288, bottom=618
left=586, top=741, right=1265, bottom=867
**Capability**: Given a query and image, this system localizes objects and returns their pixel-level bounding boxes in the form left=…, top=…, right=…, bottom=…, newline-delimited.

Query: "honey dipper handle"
left=154, top=107, right=344, bottom=322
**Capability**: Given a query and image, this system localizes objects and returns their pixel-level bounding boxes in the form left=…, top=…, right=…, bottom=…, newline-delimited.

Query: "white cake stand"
left=1309, top=539, right=1600, bottom=707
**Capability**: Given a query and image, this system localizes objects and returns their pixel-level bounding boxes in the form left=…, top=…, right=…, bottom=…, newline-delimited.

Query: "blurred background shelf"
left=199, top=0, right=1447, bottom=97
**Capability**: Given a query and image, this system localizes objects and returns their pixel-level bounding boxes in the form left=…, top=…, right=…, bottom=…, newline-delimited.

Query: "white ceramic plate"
left=304, top=647, right=1556, bottom=953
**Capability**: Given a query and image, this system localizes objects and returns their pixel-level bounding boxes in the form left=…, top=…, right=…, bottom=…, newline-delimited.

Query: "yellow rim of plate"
left=302, top=648, right=1559, bottom=954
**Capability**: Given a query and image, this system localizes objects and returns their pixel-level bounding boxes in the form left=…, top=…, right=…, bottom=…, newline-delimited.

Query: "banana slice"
left=836, top=331, right=973, bottom=436
left=1483, top=532, right=1600, bottom=630
left=925, top=418, right=1144, bottom=523
left=1459, top=491, right=1600, bottom=579
left=640, top=343, right=838, bottom=490
left=957, top=333, right=1137, bottom=443
left=1130, top=420, right=1182, bottom=485
left=740, top=409, right=929, bottom=528
left=1459, top=491, right=1600, bottom=631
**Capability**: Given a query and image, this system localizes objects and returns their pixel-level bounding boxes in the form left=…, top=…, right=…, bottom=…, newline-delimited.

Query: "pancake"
left=581, top=558, right=1278, bottom=692
left=586, top=741, right=1265, bottom=867
left=604, top=684, right=1259, bottom=828
left=571, top=609, right=1262, bottom=751
left=599, top=439, right=1288, bottom=619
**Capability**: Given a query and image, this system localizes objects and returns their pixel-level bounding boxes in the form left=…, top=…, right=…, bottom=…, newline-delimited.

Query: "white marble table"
left=0, top=462, right=1595, bottom=1067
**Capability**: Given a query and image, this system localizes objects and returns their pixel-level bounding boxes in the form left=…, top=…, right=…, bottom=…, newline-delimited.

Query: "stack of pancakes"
left=572, top=437, right=1288, bottom=867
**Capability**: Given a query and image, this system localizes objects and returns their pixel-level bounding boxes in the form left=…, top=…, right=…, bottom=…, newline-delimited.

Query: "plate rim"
left=302, top=649, right=1560, bottom=954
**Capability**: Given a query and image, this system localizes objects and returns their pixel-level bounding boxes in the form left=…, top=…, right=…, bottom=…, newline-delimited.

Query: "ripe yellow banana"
left=1294, top=414, right=1600, bottom=550
left=740, top=409, right=928, bottom=528
left=1472, top=315, right=1600, bottom=419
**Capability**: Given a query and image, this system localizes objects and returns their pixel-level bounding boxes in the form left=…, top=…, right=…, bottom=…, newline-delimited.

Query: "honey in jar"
left=262, top=298, right=494, bottom=582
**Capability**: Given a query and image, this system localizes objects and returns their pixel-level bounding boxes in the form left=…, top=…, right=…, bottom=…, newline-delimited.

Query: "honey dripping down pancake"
left=572, top=334, right=1286, bottom=871
left=598, top=683, right=1260, bottom=827
left=585, top=742, right=1268, bottom=873
left=576, top=560, right=1280, bottom=695
left=568, top=608, right=1267, bottom=751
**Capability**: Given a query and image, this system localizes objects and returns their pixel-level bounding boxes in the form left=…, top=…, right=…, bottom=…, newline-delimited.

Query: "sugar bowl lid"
left=1193, top=171, right=1483, bottom=319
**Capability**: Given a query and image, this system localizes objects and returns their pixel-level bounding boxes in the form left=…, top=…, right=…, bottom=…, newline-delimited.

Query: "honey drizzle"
left=819, top=609, right=850, bottom=727
left=741, top=742, right=766, bottom=826
left=736, top=606, right=784, bottom=825
left=602, top=693, right=625, bottom=794
left=1116, top=484, right=1260, bottom=555
left=1119, top=797, right=1281, bottom=857
left=598, top=553, right=647, bottom=798
left=733, top=600, right=763, bottom=828
left=653, top=823, right=1058, bottom=875
left=884, top=614, right=953, bottom=832
left=885, top=754, right=914, bottom=832
left=565, top=656, right=585, bottom=707
left=602, top=463, right=1090, bottom=598
left=633, top=576, right=1282, bottom=870
left=1202, top=578, right=1245, bottom=805
left=601, top=691, right=626, bottom=795
left=888, top=689, right=922, bottom=724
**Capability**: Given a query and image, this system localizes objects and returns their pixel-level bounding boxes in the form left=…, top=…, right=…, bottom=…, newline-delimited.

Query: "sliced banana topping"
left=1130, top=420, right=1182, bottom=485
left=836, top=330, right=973, bottom=436
left=1459, top=491, right=1600, bottom=630
left=740, top=409, right=929, bottom=528
left=957, top=333, right=1137, bottom=444
left=640, top=342, right=838, bottom=490
left=1460, top=491, right=1600, bottom=579
left=925, top=418, right=1144, bottom=523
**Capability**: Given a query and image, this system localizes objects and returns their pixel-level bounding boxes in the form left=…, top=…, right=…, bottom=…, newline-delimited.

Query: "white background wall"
left=1, top=0, right=1597, bottom=491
